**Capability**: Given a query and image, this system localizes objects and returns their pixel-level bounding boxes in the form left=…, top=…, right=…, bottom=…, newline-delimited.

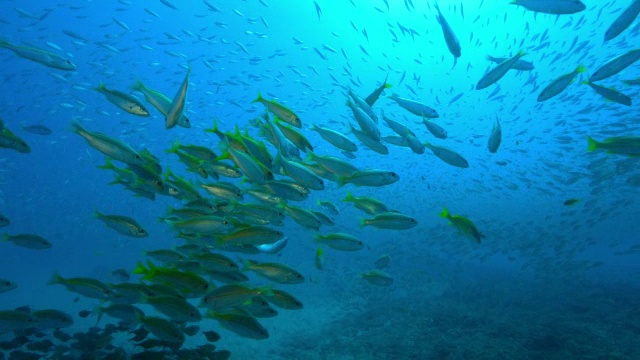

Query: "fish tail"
left=94, top=306, right=104, bottom=326
left=132, top=261, right=148, bottom=276
left=47, top=271, right=64, bottom=285
left=97, top=158, right=115, bottom=170
left=94, top=210, right=103, bottom=219
left=70, top=120, right=84, bottom=134
left=342, top=191, right=355, bottom=202
left=95, top=83, right=106, bottom=92
left=0, top=38, right=10, bottom=48
left=580, top=80, right=590, bottom=85
left=336, top=176, right=347, bottom=188
left=131, top=81, right=144, bottom=91
left=439, top=207, right=450, bottom=218
left=258, top=285, right=273, bottom=297
left=241, top=259, right=256, bottom=272
left=586, top=136, right=599, bottom=152
left=251, top=92, right=263, bottom=104
left=358, top=218, right=367, bottom=228
left=575, top=65, right=586, bottom=74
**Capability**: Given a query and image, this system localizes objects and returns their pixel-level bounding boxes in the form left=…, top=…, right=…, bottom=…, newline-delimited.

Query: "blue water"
left=1, top=0, right=640, bottom=358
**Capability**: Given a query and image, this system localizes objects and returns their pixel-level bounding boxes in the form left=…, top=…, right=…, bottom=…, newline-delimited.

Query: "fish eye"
left=223, top=220, right=229, bottom=225
left=135, top=155, right=141, bottom=159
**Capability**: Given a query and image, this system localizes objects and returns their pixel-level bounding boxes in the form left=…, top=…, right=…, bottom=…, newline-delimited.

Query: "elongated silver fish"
left=0, top=38, right=76, bottom=70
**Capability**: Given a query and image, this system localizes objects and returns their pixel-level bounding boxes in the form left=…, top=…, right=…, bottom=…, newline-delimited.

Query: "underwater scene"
left=1, top=0, right=640, bottom=359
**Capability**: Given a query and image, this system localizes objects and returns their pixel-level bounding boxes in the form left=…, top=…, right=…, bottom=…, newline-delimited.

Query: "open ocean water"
left=1, top=0, right=640, bottom=359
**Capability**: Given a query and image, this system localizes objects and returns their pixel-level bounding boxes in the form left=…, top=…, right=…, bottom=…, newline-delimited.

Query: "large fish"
left=434, top=3, right=461, bottom=65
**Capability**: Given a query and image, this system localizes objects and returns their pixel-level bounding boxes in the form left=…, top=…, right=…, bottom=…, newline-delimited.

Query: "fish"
left=95, top=211, right=148, bottom=238
left=360, top=270, right=393, bottom=286
left=346, top=98, right=380, bottom=141
left=0, top=38, right=76, bottom=70
left=48, top=272, right=112, bottom=299
left=604, top=0, right=640, bottom=42
left=207, top=311, right=269, bottom=340
left=343, top=192, right=388, bottom=215
left=310, top=124, right=357, bottom=152
left=338, top=170, right=399, bottom=187
left=476, top=51, right=526, bottom=90
left=2, top=233, right=52, bottom=249
left=192, top=252, right=239, bottom=272
left=274, top=154, right=324, bottom=190
left=315, top=247, right=325, bottom=270
left=96, top=84, right=150, bottom=116
left=200, top=284, right=271, bottom=311
left=218, top=226, right=284, bottom=247
left=132, top=82, right=191, bottom=128
left=314, top=233, right=364, bottom=251
left=252, top=93, right=301, bottom=128
left=201, top=181, right=244, bottom=200
left=243, top=260, right=304, bottom=284
left=166, top=67, right=191, bottom=129
left=133, top=261, right=209, bottom=298
left=587, top=136, right=640, bottom=156
left=143, top=295, right=202, bottom=322
left=95, top=304, right=145, bottom=324
left=365, top=74, right=392, bottom=106
left=308, top=153, right=359, bottom=177
left=350, top=125, right=388, bottom=154
left=374, top=255, right=391, bottom=269
left=486, top=55, right=534, bottom=71
left=138, top=316, right=185, bottom=343
left=424, top=142, right=469, bottom=168
left=583, top=81, right=632, bottom=106
left=21, top=125, right=52, bottom=135
left=0, top=123, right=31, bottom=153
left=439, top=207, right=483, bottom=244
left=563, top=199, right=580, bottom=206
left=0, top=278, right=17, bottom=293
left=434, top=3, right=461, bottom=64
left=281, top=203, right=322, bottom=230
left=360, top=212, right=418, bottom=230
left=72, top=122, right=146, bottom=166
left=509, top=0, right=586, bottom=14
left=0, top=310, right=38, bottom=332
left=256, top=237, right=288, bottom=254
left=32, top=309, right=73, bottom=329
left=537, top=65, right=585, bottom=102
left=318, top=200, right=339, bottom=215
left=422, top=118, right=448, bottom=139
left=348, top=88, right=378, bottom=124
left=488, top=117, right=502, bottom=153
left=265, top=289, right=303, bottom=310
left=388, top=94, right=439, bottom=118
left=590, top=49, right=640, bottom=82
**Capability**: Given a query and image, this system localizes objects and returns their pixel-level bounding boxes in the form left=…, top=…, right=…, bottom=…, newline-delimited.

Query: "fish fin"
left=47, top=271, right=63, bottom=285
left=251, top=92, right=263, bottom=104
left=69, top=120, right=84, bottom=134
left=586, top=136, right=599, bottom=152
left=132, top=261, right=147, bottom=276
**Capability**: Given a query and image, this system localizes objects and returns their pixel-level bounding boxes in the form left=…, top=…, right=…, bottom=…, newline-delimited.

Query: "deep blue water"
left=1, top=0, right=640, bottom=359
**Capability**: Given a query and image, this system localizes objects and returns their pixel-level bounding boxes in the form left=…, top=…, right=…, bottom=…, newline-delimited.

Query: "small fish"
left=32, top=309, right=73, bottom=329
left=439, top=207, right=483, bottom=244
left=434, top=3, right=461, bottom=64
left=587, top=136, right=640, bottom=156
left=0, top=214, right=10, bottom=227
left=133, top=82, right=191, bottom=128
left=22, top=125, right=52, bottom=135
left=266, top=289, right=303, bottom=310
left=314, top=233, right=364, bottom=251
left=313, top=1, right=322, bottom=20
left=476, top=51, right=526, bottom=90
left=143, top=295, right=202, bottom=323
left=509, top=0, right=586, bottom=14
left=166, top=67, right=191, bottom=129
left=318, top=200, right=339, bottom=215
left=0, top=38, right=76, bottom=71
left=207, top=311, right=269, bottom=340
left=388, top=94, right=439, bottom=118
left=95, top=211, right=148, bottom=238
left=2, top=233, right=52, bottom=249
left=337, top=170, right=399, bottom=187
left=422, top=119, right=448, bottom=139
left=315, top=247, right=325, bottom=270
left=360, top=270, right=393, bottom=286
left=201, top=284, right=271, bottom=311
left=582, top=81, right=632, bottom=106
left=563, top=198, right=580, bottom=206
left=96, top=84, right=149, bottom=116
left=365, top=74, right=392, bottom=106
left=138, top=316, right=185, bottom=343
left=537, top=65, right=585, bottom=102
left=48, top=272, right=112, bottom=299
left=604, top=0, right=640, bottom=42
left=374, top=255, right=391, bottom=269
left=256, top=237, right=288, bottom=254
left=487, top=117, right=502, bottom=153
left=243, top=260, right=304, bottom=284
left=0, top=122, right=31, bottom=153
left=360, top=212, right=418, bottom=230
left=252, top=93, right=301, bottom=128
left=590, top=49, right=640, bottom=82
left=0, top=278, right=17, bottom=293
left=343, top=192, right=388, bottom=215
left=310, top=124, right=357, bottom=152
left=424, top=142, right=469, bottom=168
left=72, top=121, right=146, bottom=166
left=160, top=0, right=179, bottom=10
left=0, top=310, right=38, bottom=332
left=486, top=55, right=534, bottom=71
